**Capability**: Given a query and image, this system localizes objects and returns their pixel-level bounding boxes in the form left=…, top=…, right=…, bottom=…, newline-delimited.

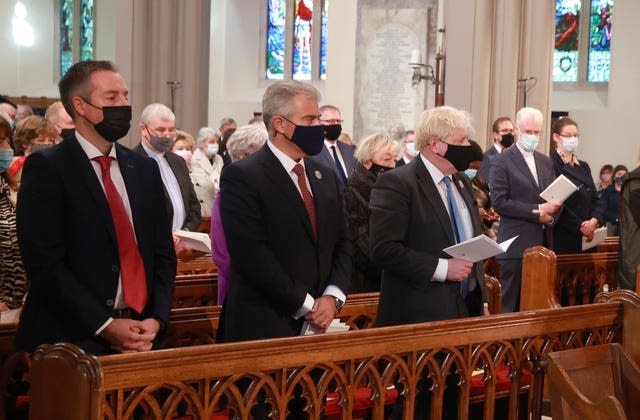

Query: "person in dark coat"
left=343, top=132, right=398, bottom=293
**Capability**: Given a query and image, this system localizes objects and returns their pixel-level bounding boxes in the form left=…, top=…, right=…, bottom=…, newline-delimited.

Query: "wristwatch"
left=334, top=297, right=345, bottom=312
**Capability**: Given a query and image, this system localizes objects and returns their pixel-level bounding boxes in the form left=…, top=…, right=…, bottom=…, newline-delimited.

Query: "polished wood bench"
left=28, top=290, right=640, bottom=420
left=520, top=246, right=619, bottom=310
left=173, top=273, right=218, bottom=308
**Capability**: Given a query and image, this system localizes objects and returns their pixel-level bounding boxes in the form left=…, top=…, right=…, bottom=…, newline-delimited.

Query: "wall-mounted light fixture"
left=409, top=49, right=434, bottom=88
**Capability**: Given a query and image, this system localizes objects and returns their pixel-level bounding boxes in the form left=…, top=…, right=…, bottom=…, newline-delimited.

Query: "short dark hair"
left=491, top=117, right=512, bottom=133
left=599, top=164, right=613, bottom=176
left=58, top=60, right=118, bottom=120
left=551, top=116, right=578, bottom=136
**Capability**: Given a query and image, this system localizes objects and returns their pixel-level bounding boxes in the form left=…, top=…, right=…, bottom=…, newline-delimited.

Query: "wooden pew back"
left=29, top=291, right=640, bottom=420
left=521, top=246, right=618, bottom=310
left=173, top=273, right=217, bottom=308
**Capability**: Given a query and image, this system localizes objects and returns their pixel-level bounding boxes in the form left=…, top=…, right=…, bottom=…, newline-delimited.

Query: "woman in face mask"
left=597, top=164, right=613, bottom=192
left=550, top=117, right=605, bottom=253
left=192, top=127, right=225, bottom=211
left=600, top=164, right=628, bottom=236
left=0, top=111, right=28, bottom=312
left=343, top=133, right=398, bottom=293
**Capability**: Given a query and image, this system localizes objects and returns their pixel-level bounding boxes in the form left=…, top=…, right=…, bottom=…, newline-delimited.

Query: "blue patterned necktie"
left=330, top=145, right=348, bottom=185
left=442, top=176, right=469, bottom=297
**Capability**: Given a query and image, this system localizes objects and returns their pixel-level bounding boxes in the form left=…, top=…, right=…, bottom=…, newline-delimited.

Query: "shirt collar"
left=494, top=143, right=503, bottom=153
left=420, top=153, right=448, bottom=184
left=76, top=131, right=116, bottom=160
left=141, top=140, right=164, bottom=159
left=324, top=139, right=338, bottom=149
left=267, top=140, right=305, bottom=174
left=557, top=149, right=579, bottom=166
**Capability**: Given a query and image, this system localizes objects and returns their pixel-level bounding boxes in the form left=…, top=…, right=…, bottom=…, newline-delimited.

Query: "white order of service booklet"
left=173, top=230, right=212, bottom=253
left=443, top=235, right=519, bottom=263
left=539, top=174, right=579, bottom=204
left=581, top=226, right=608, bottom=251
left=301, top=319, right=350, bottom=335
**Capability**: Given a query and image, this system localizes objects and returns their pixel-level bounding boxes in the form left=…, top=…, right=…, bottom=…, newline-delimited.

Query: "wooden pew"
left=520, top=246, right=619, bottom=311
left=173, top=273, right=218, bottom=308
left=597, top=236, right=619, bottom=253
left=28, top=290, right=640, bottom=420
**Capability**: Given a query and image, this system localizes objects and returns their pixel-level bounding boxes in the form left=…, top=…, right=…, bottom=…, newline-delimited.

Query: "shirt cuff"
left=433, top=258, right=448, bottom=282
left=292, top=293, right=315, bottom=320
left=95, top=317, right=114, bottom=335
left=323, top=285, right=346, bottom=303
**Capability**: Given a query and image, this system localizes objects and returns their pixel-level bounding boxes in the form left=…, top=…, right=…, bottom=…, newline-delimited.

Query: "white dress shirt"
left=516, top=143, right=539, bottom=185
left=324, top=139, right=348, bottom=176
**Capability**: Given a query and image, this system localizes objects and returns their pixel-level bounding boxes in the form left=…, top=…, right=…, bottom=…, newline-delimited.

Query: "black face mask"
left=443, top=143, right=477, bottom=171
left=500, top=133, right=515, bottom=148
left=60, top=128, right=75, bottom=140
left=280, top=116, right=325, bottom=156
left=368, top=162, right=393, bottom=176
left=323, top=124, right=342, bottom=141
left=84, top=101, right=132, bottom=142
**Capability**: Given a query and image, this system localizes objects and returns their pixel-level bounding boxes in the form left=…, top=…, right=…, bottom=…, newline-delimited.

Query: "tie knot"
left=442, top=176, right=452, bottom=187
left=292, top=163, right=305, bottom=178
left=93, top=155, right=115, bottom=173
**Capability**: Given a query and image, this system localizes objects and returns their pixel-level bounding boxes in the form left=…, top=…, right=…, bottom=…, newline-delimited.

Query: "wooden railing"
left=28, top=291, right=640, bottom=420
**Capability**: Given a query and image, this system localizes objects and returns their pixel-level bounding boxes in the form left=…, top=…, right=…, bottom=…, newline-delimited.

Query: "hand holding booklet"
left=173, top=230, right=212, bottom=253
left=301, top=319, right=350, bottom=335
left=539, top=174, right=578, bottom=204
left=581, top=226, right=608, bottom=251
left=443, top=234, right=518, bottom=263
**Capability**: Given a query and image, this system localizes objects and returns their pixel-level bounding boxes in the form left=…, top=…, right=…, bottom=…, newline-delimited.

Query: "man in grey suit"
left=134, top=103, right=201, bottom=240
left=310, top=105, right=356, bottom=186
left=477, top=116, right=514, bottom=182
left=489, top=107, right=561, bottom=312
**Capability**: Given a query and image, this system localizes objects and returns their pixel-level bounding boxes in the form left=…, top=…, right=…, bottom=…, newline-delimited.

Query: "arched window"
left=553, top=0, right=613, bottom=84
left=265, top=0, right=329, bottom=81
left=58, top=0, right=95, bottom=77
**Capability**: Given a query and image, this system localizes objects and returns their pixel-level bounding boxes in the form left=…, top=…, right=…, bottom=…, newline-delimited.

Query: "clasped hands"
left=100, top=318, right=160, bottom=353
left=580, top=217, right=599, bottom=242
left=303, top=295, right=337, bottom=333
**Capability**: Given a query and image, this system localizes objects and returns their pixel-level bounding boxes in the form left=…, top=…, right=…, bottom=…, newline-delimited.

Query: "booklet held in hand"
left=173, top=230, right=212, bottom=253
left=539, top=174, right=578, bottom=204
left=443, top=234, right=519, bottom=263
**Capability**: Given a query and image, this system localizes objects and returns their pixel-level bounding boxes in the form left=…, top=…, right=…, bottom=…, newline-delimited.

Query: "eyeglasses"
left=497, top=129, right=514, bottom=135
left=319, top=119, right=344, bottom=125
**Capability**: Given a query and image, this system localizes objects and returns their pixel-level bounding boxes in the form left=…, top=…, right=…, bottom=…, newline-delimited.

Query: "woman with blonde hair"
left=343, top=132, right=398, bottom=292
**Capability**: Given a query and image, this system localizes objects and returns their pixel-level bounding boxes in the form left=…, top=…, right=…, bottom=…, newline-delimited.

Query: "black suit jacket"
left=477, top=145, right=499, bottom=183
left=134, top=144, right=201, bottom=231
left=15, top=137, right=176, bottom=354
left=550, top=152, right=604, bottom=254
left=489, top=145, right=558, bottom=258
left=369, top=157, right=487, bottom=327
left=219, top=144, right=351, bottom=341
left=309, top=141, right=357, bottom=186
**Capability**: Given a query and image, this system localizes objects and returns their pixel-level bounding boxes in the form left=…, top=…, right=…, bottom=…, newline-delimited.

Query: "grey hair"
left=219, top=117, right=236, bottom=130
left=140, top=103, right=175, bottom=125
left=354, top=132, right=400, bottom=164
left=262, top=81, right=320, bottom=134
left=227, top=124, right=268, bottom=162
left=515, top=107, right=543, bottom=127
left=196, top=127, right=218, bottom=147
left=0, top=109, right=11, bottom=125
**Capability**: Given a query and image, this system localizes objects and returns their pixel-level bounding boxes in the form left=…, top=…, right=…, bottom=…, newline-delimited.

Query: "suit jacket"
left=219, top=144, right=351, bottom=342
left=134, top=144, right=201, bottom=231
left=310, top=140, right=357, bottom=185
left=489, top=145, right=557, bottom=259
left=15, top=137, right=176, bottom=354
left=369, top=157, right=488, bottom=327
left=395, top=156, right=411, bottom=167
left=477, top=145, right=499, bottom=183
left=550, top=151, right=604, bottom=254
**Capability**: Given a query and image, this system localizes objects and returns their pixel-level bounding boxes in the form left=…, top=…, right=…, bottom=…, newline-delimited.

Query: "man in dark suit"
left=370, top=106, right=489, bottom=328
left=477, top=117, right=514, bottom=182
left=15, top=60, right=176, bottom=355
left=396, top=129, right=417, bottom=167
left=134, top=103, right=201, bottom=236
left=489, top=107, right=561, bottom=312
left=219, top=81, right=351, bottom=342
left=309, top=105, right=356, bottom=186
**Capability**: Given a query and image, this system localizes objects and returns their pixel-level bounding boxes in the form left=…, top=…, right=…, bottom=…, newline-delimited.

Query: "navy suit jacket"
left=369, top=157, right=488, bottom=327
left=489, top=145, right=557, bottom=259
left=219, top=144, right=351, bottom=342
left=310, top=141, right=357, bottom=185
left=15, top=136, right=176, bottom=354
left=477, top=145, right=499, bottom=182
left=134, top=144, right=201, bottom=231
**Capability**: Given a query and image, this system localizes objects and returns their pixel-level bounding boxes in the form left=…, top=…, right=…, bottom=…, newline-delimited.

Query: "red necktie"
left=93, top=156, right=148, bottom=313
left=292, top=163, right=317, bottom=235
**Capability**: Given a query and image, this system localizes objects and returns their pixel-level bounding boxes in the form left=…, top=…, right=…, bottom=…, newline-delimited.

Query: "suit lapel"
left=510, top=147, right=541, bottom=192
left=116, top=146, right=144, bottom=243
left=306, top=159, right=330, bottom=244
left=534, top=152, right=552, bottom=190
left=261, top=147, right=317, bottom=242
left=414, top=158, right=456, bottom=244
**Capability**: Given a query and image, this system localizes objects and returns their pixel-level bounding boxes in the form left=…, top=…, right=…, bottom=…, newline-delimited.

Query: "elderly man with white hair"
left=210, top=123, right=267, bottom=305
left=191, top=127, right=224, bottom=199
left=134, top=103, right=201, bottom=236
left=489, top=107, right=561, bottom=313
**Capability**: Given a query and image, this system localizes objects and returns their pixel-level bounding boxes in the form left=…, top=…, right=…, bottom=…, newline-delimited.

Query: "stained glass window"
left=59, top=0, right=94, bottom=77
left=553, top=0, right=581, bottom=83
left=266, top=0, right=286, bottom=80
left=587, top=0, right=613, bottom=82
left=320, top=0, right=329, bottom=80
left=60, top=0, right=73, bottom=76
left=293, top=0, right=313, bottom=81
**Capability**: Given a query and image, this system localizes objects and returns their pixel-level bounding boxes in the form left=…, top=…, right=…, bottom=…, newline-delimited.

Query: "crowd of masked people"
left=0, top=61, right=639, bottom=360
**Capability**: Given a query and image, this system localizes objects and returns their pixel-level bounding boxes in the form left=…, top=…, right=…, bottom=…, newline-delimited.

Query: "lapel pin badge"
left=315, top=170, right=322, bottom=179
left=458, top=179, right=464, bottom=189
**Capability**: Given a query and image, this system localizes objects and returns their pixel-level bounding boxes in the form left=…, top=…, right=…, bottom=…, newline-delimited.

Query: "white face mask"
left=519, top=134, right=539, bottom=152
left=560, top=136, right=579, bottom=153
left=405, top=142, right=418, bottom=157
left=206, top=143, right=219, bottom=156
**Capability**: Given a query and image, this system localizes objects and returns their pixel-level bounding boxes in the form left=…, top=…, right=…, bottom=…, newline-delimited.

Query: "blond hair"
left=414, top=106, right=474, bottom=149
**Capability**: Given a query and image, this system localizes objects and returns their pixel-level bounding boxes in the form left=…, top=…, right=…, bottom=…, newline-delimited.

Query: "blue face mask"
left=519, top=134, right=539, bottom=152
left=206, top=143, right=219, bottom=156
left=464, top=169, right=477, bottom=180
left=0, top=149, right=13, bottom=173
